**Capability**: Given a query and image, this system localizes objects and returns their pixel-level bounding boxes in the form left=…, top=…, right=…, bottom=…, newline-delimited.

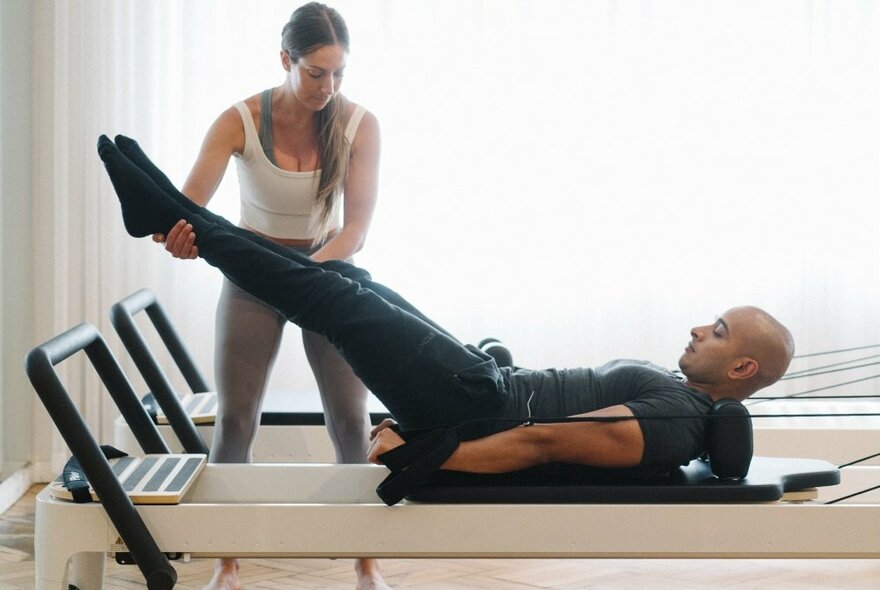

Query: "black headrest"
left=705, top=398, right=753, bottom=479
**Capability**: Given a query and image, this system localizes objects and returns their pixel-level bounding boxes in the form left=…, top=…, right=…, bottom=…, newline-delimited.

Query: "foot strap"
left=376, top=428, right=460, bottom=506
left=62, top=445, right=129, bottom=503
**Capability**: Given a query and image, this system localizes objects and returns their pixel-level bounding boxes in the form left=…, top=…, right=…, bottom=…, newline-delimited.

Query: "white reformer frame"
left=34, top=461, right=880, bottom=590
left=29, top=324, right=880, bottom=590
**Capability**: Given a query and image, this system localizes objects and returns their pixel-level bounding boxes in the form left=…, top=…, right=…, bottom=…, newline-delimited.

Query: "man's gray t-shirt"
left=499, top=360, right=714, bottom=469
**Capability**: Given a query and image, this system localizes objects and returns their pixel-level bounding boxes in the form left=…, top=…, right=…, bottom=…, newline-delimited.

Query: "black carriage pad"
left=404, top=457, right=840, bottom=504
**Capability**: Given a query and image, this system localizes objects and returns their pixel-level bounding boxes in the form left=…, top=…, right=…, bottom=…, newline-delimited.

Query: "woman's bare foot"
left=355, top=557, right=391, bottom=590
left=202, top=557, right=241, bottom=590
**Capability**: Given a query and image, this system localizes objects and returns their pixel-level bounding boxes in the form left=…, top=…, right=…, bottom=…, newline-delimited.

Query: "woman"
left=155, top=3, right=385, bottom=589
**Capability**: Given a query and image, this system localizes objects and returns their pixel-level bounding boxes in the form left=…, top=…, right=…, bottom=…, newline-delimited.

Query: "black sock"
left=97, top=135, right=197, bottom=238
left=114, top=134, right=230, bottom=226
left=108, top=133, right=451, bottom=337
left=113, top=134, right=325, bottom=261
left=102, top=134, right=458, bottom=343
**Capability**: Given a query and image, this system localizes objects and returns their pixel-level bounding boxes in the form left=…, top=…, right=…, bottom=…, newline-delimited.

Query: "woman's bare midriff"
left=240, top=223, right=337, bottom=247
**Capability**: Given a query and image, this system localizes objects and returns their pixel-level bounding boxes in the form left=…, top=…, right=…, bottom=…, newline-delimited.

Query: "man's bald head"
left=679, top=306, right=794, bottom=400
left=733, top=306, right=795, bottom=391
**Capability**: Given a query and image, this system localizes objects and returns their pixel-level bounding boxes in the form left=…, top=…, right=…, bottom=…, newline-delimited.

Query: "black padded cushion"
left=705, top=398, right=753, bottom=479
left=406, top=457, right=839, bottom=503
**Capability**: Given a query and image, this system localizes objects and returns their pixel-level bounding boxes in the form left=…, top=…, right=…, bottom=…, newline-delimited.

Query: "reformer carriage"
left=25, top=291, right=880, bottom=590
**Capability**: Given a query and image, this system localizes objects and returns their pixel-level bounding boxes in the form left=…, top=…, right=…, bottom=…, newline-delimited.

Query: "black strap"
left=62, top=445, right=129, bottom=503
left=375, top=428, right=460, bottom=506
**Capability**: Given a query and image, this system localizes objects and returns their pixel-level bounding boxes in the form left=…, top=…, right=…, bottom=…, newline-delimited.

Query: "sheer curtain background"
left=27, top=0, right=880, bottom=476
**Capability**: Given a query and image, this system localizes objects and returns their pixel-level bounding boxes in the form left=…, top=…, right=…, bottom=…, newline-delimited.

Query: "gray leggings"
left=210, top=275, right=371, bottom=465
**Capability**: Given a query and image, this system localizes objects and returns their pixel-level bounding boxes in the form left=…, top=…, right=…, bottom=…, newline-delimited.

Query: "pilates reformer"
left=26, top=321, right=880, bottom=590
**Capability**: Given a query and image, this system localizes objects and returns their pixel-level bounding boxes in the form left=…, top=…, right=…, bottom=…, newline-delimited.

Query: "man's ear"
left=728, top=357, right=759, bottom=381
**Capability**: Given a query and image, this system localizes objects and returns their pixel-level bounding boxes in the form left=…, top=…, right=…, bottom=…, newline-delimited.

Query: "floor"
left=0, top=487, right=877, bottom=589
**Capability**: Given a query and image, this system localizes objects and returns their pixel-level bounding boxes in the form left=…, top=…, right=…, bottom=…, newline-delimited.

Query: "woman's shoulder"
left=216, top=91, right=268, bottom=130
left=342, top=98, right=379, bottom=145
left=211, top=104, right=249, bottom=135
left=340, top=97, right=375, bottom=123
left=198, top=102, right=251, bottom=156
left=234, top=92, right=264, bottom=121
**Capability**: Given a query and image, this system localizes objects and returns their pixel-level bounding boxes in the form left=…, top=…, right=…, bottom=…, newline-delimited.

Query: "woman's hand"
left=153, top=220, right=198, bottom=259
left=368, top=419, right=404, bottom=464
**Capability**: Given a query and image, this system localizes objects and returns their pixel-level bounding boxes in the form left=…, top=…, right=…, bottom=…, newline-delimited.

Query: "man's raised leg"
left=99, top=135, right=504, bottom=429
left=190, top=221, right=506, bottom=429
left=112, top=134, right=455, bottom=339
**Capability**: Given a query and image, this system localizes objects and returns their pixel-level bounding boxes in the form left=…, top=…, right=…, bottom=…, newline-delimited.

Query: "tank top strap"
left=258, top=89, right=277, bottom=166
left=233, top=101, right=261, bottom=161
left=344, top=104, right=366, bottom=144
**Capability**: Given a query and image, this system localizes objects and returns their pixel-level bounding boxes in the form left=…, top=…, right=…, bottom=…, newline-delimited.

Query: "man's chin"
left=677, top=356, right=689, bottom=373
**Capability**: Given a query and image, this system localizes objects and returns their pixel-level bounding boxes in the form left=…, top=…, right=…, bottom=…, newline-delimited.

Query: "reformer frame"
left=27, top=323, right=880, bottom=590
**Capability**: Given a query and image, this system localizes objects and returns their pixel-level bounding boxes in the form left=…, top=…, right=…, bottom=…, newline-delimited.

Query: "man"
left=98, top=134, right=795, bottom=478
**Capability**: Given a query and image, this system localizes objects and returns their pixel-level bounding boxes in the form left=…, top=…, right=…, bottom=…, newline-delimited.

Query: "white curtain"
left=30, top=0, right=880, bottom=473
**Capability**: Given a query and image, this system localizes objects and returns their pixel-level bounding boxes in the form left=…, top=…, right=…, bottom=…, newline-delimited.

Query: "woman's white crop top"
left=232, top=101, right=366, bottom=239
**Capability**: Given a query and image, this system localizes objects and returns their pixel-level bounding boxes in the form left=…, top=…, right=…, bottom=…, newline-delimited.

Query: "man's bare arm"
left=368, top=406, right=644, bottom=474
left=440, top=405, right=644, bottom=473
